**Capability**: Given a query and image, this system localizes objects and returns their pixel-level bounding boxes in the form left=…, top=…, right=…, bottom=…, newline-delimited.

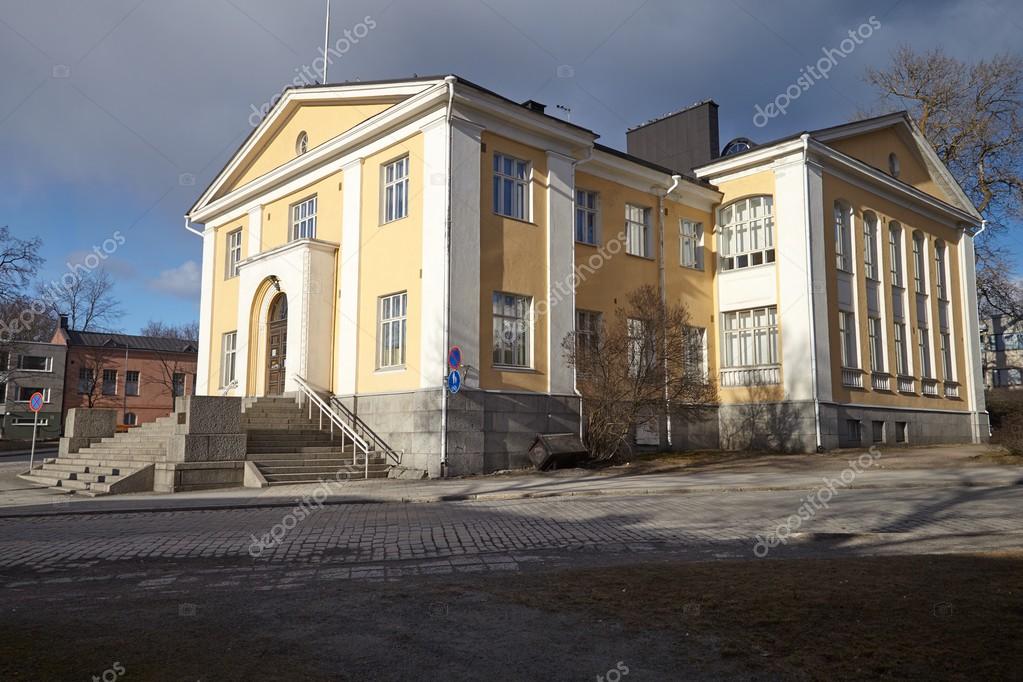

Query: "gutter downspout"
left=800, top=134, right=824, bottom=452
left=659, top=174, right=682, bottom=449
left=569, top=144, right=594, bottom=439
left=183, top=215, right=203, bottom=238
left=440, top=75, right=456, bottom=476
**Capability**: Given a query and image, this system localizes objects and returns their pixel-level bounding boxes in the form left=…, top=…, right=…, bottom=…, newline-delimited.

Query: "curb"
left=0, top=476, right=1020, bottom=519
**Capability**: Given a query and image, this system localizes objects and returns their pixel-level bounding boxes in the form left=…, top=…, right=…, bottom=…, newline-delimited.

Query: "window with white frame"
left=627, top=317, right=655, bottom=377
left=290, top=195, right=317, bottom=241
left=78, top=368, right=94, bottom=394
left=913, top=232, right=926, bottom=294
left=295, top=131, right=308, bottom=155
left=173, top=373, right=186, bottom=397
left=378, top=292, right=407, bottom=369
left=383, top=156, right=409, bottom=223
left=575, top=190, right=599, bottom=245
left=625, top=204, right=651, bottom=257
left=17, top=355, right=51, bottom=371
left=492, top=292, right=531, bottom=367
left=125, top=370, right=140, bottom=396
left=685, top=325, right=708, bottom=381
left=16, top=387, right=49, bottom=402
left=868, top=316, right=885, bottom=372
left=221, top=331, right=238, bottom=387
left=493, top=153, right=529, bottom=220
left=839, top=310, right=859, bottom=368
left=889, top=222, right=904, bottom=287
left=123, top=412, right=137, bottom=426
left=918, top=325, right=932, bottom=378
left=226, top=228, right=243, bottom=279
left=894, top=322, right=909, bottom=375
left=940, top=331, right=954, bottom=380
left=575, top=309, right=601, bottom=362
left=721, top=307, right=778, bottom=367
left=680, top=219, right=703, bottom=269
left=12, top=417, right=48, bottom=426
left=102, top=369, right=117, bottom=396
left=863, top=212, right=880, bottom=280
left=935, top=240, right=948, bottom=300
left=834, top=201, right=853, bottom=272
left=719, top=196, right=774, bottom=271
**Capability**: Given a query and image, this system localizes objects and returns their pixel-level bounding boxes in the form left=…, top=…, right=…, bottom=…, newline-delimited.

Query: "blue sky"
left=1, top=0, right=1020, bottom=333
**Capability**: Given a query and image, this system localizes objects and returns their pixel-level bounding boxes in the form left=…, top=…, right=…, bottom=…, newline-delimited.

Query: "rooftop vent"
left=521, top=99, right=546, bottom=114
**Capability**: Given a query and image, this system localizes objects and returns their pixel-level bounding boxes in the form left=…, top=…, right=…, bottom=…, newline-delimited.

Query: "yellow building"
left=187, top=76, right=987, bottom=476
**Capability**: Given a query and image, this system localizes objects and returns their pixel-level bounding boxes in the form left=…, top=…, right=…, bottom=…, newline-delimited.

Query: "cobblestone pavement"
left=1, top=485, right=1020, bottom=585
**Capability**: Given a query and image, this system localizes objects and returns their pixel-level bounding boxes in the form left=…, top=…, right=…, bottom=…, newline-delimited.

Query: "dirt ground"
left=2, top=552, right=1020, bottom=680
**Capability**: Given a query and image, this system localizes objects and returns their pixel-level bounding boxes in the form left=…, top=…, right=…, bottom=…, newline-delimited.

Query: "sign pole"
left=29, top=409, right=39, bottom=473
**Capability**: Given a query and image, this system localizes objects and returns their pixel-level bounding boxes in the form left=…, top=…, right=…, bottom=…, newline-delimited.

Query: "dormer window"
left=888, top=152, right=900, bottom=178
left=296, top=131, right=309, bottom=156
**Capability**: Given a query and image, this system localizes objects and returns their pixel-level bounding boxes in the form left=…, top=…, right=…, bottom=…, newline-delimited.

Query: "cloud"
left=147, top=260, right=200, bottom=300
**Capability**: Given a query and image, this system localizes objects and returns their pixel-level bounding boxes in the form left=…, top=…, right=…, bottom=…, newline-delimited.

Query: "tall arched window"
left=718, top=196, right=774, bottom=271
left=863, top=211, right=879, bottom=280
left=834, top=200, right=853, bottom=272
left=888, top=221, right=903, bottom=287
left=295, top=131, right=309, bottom=155
left=934, top=239, right=948, bottom=300
left=912, top=231, right=926, bottom=294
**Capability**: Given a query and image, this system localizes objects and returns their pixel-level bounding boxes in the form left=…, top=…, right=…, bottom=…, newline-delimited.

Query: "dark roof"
left=593, top=142, right=707, bottom=185
left=65, top=330, right=197, bottom=354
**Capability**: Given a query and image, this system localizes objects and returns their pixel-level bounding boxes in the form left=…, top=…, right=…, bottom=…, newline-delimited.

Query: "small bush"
left=987, top=389, right=1023, bottom=455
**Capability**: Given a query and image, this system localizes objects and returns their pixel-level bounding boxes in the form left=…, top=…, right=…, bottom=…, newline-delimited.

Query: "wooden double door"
left=265, top=293, right=287, bottom=395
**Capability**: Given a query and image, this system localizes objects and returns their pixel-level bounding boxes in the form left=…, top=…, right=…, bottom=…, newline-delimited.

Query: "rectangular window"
left=290, top=195, right=317, bottom=241
left=913, top=233, right=926, bottom=294
left=125, top=370, right=140, bottom=396
left=719, top=197, right=775, bottom=271
left=226, top=228, right=243, bottom=278
left=12, top=417, right=48, bottom=427
left=868, top=316, right=884, bottom=372
left=78, top=368, right=94, bottom=394
left=575, top=190, right=599, bottom=244
left=123, top=412, right=137, bottom=426
left=845, top=419, right=862, bottom=444
left=16, top=387, right=49, bottom=402
left=721, top=306, right=778, bottom=367
left=625, top=204, right=651, bottom=257
left=871, top=420, right=885, bottom=443
left=383, top=156, right=409, bottom=223
left=685, top=325, right=709, bottom=381
left=492, top=292, right=531, bottom=367
left=493, top=153, right=529, bottom=220
left=102, top=369, right=117, bottom=396
left=0, top=382, right=5, bottom=402
left=377, top=292, right=408, bottom=369
left=17, top=355, right=51, bottom=371
left=918, top=326, right=932, bottom=378
left=864, top=214, right=879, bottom=280
left=172, top=373, right=186, bottom=397
left=889, top=225, right=904, bottom=287
left=221, top=331, right=238, bottom=387
left=839, top=310, right=859, bottom=368
left=940, top=331, right=954, bottom=381
left=835, top=203, right=852, bottom=272
left=935, top=243, right=948, bottom=300
left=680, top=219, right=703, bottom=269
left=0, top=352, right=7, bottom=370
left=894, top=323, right=908, bottom=376
left=575, top=309, right=601, bottom=362
left=627, top=317, right=655, bottom=377
left=895, top=421, right=908, bottom=443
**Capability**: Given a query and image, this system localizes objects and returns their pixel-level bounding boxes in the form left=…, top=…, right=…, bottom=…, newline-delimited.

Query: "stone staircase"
left=19, top=414, right=177, bottom=496
left=243, top=396, right=390, bottom=485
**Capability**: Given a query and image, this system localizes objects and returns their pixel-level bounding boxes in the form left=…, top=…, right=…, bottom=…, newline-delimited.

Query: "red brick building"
left=51, top=318, right=198, bottom=430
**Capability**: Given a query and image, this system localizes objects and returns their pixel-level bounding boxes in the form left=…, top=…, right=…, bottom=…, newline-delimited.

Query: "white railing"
left=842, top=368, right=863, bottom=388
left=922, top=379, right=939, bottom=396
left=871, top=373, right=891, bottom=391
left=294, top=375, right=372, bottom=478
left=897, top=376, right=915, bottom=393
left=719, top=365, right=780, bottom=388
left=944, top=381, right=960, bottom=398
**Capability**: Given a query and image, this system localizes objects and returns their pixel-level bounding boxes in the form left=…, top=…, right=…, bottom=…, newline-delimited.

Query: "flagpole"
left=322, top=0, right=331, bottom=84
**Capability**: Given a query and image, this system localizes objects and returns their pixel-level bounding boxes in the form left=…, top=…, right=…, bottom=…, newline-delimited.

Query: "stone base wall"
left=335, top=390, right=444, bottom=477
left=154, top=461, right=245, bottom=493
left=718, top=401, right=819, bottom=452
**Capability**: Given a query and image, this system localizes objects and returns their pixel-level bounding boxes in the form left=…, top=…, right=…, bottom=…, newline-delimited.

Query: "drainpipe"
left=800, top=134, right=824, bottom=452
left=440, top=75, right=456, bottom=476
left=570, top=144, right=594, bottom=439
left=659, top=174, right=682, bottom=449
left=183, top=215, right=203, bottom=237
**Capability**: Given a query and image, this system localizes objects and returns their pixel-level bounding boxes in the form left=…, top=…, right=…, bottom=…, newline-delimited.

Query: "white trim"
left=546, top=150, right=576, bottom=394
left=195, top=226, right=216, bottom=394
left=582, top=149, right=721, bottom=211
left=419, top=118, right=448, bottom=388
left=336, top=158, right=362, bottom=395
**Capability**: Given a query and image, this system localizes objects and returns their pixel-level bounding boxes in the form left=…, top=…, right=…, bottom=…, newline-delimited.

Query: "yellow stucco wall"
left=260, top=170, right=344, bottom=250
left=207, top=213, right=247, bottom=390
left=355, top=132, right=424, bottom=394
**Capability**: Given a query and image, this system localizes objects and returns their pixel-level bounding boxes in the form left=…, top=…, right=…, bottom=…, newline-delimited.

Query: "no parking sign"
left=28, top=391, right=44, bottom=473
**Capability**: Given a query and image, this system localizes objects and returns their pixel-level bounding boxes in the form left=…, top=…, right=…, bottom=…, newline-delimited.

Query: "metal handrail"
left=294, top=376, right=371, bottom=478
left=329, top=395, right=402, bottom=467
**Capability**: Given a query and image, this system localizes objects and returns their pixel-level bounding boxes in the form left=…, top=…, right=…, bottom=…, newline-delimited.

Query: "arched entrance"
left=265, top=293, right=288, bottom=395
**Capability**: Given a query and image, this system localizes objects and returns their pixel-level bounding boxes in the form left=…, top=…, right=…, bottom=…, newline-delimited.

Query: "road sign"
left=28, top=392, right=44, bottom=474
left=29, top=392, right=44, bottom=412
left=448, top=346, right=462, bottom=371
left=447, top=369, right=461, bottom=394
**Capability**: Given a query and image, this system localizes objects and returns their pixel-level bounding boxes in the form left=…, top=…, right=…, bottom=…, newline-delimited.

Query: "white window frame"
left=575, top=309, right=601, bottom=360
left=889, top=223, right=904, bottom=287
left=918, top=325, right=933, bottom=378
left=382, top=155, right=410, bottom=224
left=935, top=241, right=949, bottom=300
left=221, top=331, right=238, bottom=387
left=15, top=386, right=50, bottom=402
left=625, top=204, right=651, bottom=258
left=575, top=189, right=599, bottom=245
left=913, top=232, right=926, bottom=295
left=172, top=373, right=186, bottom=397
left=492, top=292, right=532, bottom=368
left=863, top=212, right=879, bottom=280
left=940, top=331, right=954, bottom=381
left=685, top=325, right=709, bottom=381
left=492, top=153, right=529, bottom=220
left=12, top=417, right=48, bottom=426
left=680, top=219, right=703, bottom=270
left=868, top=316, right=885, bottom=373
left=102, top=369, right=118, bottom=396
left=123, top=412, right=137, bottom=426
left=719, top=196, right=774, bottom=271
left=377, top=292, right=408, bottom=369
left=226, top=228, right=243, bottom=279
left=894, top=322, right=909, bottom=376
left=290, top=195, right=317, bottom=241
left=839, top=310, right=859, bottom=369
left=16, top=355, right=52, bottom=372
left=78, top=368, right=94, bottom=394
left=125, top=370, right=140, bottom=396
left=721, top=307, right=778, bottom=368
left=296, top=131, right=308, bottom=155
left=834, top=201, right=853, bottom=272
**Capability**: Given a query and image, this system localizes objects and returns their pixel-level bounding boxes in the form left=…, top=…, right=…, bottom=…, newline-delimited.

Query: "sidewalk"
left=1, top=452, right=1020, bottom=517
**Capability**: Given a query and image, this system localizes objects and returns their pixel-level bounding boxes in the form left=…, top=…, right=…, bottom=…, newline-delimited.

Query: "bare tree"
left=0, top=226, right=43, bottom=307
left=562, top=285, right=717, bottom=461
left=865, top=46, right=1023, bottom=325
left=41, top=269, right=124, bottom=332
left=139, top=319, right=199, bottom=341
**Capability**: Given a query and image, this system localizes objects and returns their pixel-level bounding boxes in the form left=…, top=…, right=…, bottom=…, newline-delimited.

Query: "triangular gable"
left=813, top=113, right=981, bottom=220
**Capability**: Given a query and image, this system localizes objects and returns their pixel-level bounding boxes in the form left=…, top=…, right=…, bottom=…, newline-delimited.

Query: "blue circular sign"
left=447, top=369, right=461, bottom=394
left=29, top=392, right=44, bottom=412
left=448, top=346, right=462, bottom=370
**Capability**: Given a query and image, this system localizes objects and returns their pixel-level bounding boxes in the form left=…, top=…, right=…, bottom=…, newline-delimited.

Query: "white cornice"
left=582, top=149, right=722, bottom=211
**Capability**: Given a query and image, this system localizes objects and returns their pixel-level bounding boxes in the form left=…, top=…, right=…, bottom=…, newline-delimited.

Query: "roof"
left=64, top=330, right=198, bottom=354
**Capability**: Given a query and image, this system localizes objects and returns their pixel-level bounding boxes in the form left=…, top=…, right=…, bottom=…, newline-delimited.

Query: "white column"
left=546, top=150, right=576, bottom=395
left=336, top=159, right=362, bottom=395
left=958, top=234, right=987, bottom=440
left=419, top=118, right=448, bottom=388
left=195, top=226, right=216, bottom=395
left=448, top=119, right=483, bottom=387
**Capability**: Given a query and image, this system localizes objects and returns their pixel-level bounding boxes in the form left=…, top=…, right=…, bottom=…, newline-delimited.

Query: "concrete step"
left=20, top=473, right=64, bottom=487
left=44, top=462, right=125, bottom=476
left=262, top=469, right=389, bottom=484
left=56, top=478, right=91, bottom=491
left=246, top=447, right=361, bottom=457
left=246, top=444, right=355, bottom=454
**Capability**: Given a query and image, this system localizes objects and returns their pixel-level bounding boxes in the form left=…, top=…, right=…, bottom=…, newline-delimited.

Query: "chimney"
left=59, top=314, right=69, bottom=330
left=521, top=99, right=546, bottom=114
left=626, top=100, right=720, bottom=175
